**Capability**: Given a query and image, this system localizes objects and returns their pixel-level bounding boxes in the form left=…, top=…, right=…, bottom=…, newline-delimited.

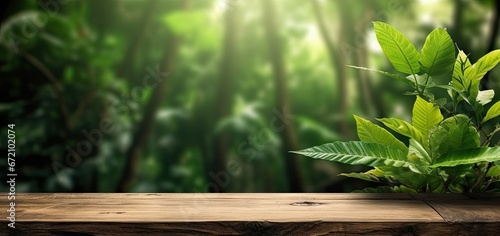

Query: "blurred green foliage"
left=0, top=0, right=498, bottom=193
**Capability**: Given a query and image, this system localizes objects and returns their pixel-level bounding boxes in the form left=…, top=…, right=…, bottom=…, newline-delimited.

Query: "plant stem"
left=422, top=74, right=431, bottom=92
left=412, top=74, right=421, bottom=95
left=442, top=175, right=455, bottom=193
left=484, top=177, right=495, bottom=191
left=469, top=162, right=493, bottom=193
left=483, top=126, right=500, bottom=146
left=435, top=101, right=452, bottom=115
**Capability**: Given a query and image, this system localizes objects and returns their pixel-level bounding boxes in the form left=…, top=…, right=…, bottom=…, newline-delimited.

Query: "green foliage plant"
left=293, top=22, right=500, bottom=193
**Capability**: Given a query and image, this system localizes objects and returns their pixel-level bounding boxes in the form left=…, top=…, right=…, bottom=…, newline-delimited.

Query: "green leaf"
left=436, top=98, right=447, bottom=107
left=353, top=185, right=416, bottom=193
left=465, top=49, right=500, bottom=82
left=432, top=84, right=472, bottom=104
left=412, top=96, right=443, bottom=139
left=339, top=172, right=381, bottom=183
left=483, top=100, right=500, bottom=123
left=353, top=186, right=397, bottom=193
left=406, top=74, right=434, bottom=88
left=419, top=28, right=455, bottom=75
left=452, top=50, right=472, bottom=91
left=346, top=65, right=415, bottom=86
left=486, top=165, right=500, bottom=178
left=441, top=164, right=473, bottom=177
left=354, top=115, right=408, bottom=153
left=396, top=185, right=419, bottom=193
left=451, top=50, right=472, bottom=103
left=375, top=166, right=427, bottom=189
left=430, top=115, right=479, bottom=157
left=377, top=117, right=423, bottom=143
left=409, top=139, right=431, bottom=165
left=460, top=49, right=500, bottom=99
left=373, top=21, right=420, bottom=74
left=426, top=174, right=445, bottom=193
left=291, top=141, right=413, bottom=169
left=432, top=147, right=500, bottom=167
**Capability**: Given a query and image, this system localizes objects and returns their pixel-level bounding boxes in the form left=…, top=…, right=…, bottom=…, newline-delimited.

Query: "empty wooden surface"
left=1, top=193, right=499, bottom=235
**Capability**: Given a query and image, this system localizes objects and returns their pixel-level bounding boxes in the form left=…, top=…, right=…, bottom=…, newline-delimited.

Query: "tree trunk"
left=115, top=0, right=190, bottom=192
left=481, top=0, right=500, bottom=90
left=116, top=38, right=179, bottom=192
left=116, top=0, right=162, bottom=193
left=117, top=0, right=158, bottom=78
left=311, top=0, right=352, bottom=139
left=352, top=9, right=384, bottom=118
left=261, top=0, right=304, bottom=193
left=208, top=4, right=240, bottom=193
left=451, top=0, right=473, bottom=59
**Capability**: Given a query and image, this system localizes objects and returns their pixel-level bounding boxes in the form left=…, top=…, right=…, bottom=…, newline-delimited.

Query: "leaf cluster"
left=293, top=22, right=500, bottom=193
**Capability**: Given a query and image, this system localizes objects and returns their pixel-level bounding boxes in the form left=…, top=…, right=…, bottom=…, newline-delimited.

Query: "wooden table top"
left=1, top=193, right=499, bottom=235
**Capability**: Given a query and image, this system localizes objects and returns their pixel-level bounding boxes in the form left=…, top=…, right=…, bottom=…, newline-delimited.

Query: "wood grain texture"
left=0, top=193, right=499, bottom=235
left=3, top=222, right=500, bottom=236
left=412, top=193, right=500, bottom=223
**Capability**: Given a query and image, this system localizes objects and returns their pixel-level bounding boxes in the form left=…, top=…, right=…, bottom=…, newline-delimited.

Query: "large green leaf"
left=483, top=100, right=500, bottom=123
left=377, top=117, right=423, bottom=143
left=354, top=115, right=408, bottom=153
left=465, top=49, right=500, bottom=82
left=374, top=166, right=427, bottom=190
left=339, top=172, right=381, bottom=183
left=419, top=28, right=455, bottom=75
left=429, top=115, right=479, bottom=157
left=346, top=65, right=415, bottom=86
left=353, top=185, right=417, bottom=193
left=412, top=96, right=443, bottom=139
left=291, top=141, right=413, bottom=169
left=408, top=139, right=431, bottom=165
left=373, top=21, right=420, bottom=74
left=441, top=164, right=473, bottom=177
left=432, top=147, right=500, bottom=167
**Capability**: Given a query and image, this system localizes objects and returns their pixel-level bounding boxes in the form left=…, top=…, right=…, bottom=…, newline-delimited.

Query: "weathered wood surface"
left=1, top=193, right=499, bottom=235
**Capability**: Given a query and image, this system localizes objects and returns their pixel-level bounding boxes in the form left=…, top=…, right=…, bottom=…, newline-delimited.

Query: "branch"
left=19, top=50, right=72, bottom=133
left=19, top=50, right=63, bottom=91
left=72, top=89, right=96, bottom=121
left=481, top=0, right=500, bottom=89
left=115, top=0, right=191, bottom=193
left=310, top=0, right=351, bottom=137
left=469, top=162, right=493, bottom=193
left=117, top=0, right=159, bottom=78
left=262, top=0, right=304, bottom=192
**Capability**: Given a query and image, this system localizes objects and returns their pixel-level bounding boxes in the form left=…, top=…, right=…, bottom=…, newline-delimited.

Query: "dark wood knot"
left=290, top=201, right=323, bottom=206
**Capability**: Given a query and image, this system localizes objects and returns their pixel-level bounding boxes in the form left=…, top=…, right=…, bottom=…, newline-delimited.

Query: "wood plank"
left=1, top=193, right=499, bottom=235
left=1, top=193, right=440, bottom=223
left=5, top=192, right=415, bottom=200
left=3, top=222, right=500, bottom=236
left=412, top=194, right=500, bottom=222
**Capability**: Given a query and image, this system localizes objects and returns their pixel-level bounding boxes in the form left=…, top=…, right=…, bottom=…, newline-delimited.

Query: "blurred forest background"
left=0, top=0, right=499, bottom=193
